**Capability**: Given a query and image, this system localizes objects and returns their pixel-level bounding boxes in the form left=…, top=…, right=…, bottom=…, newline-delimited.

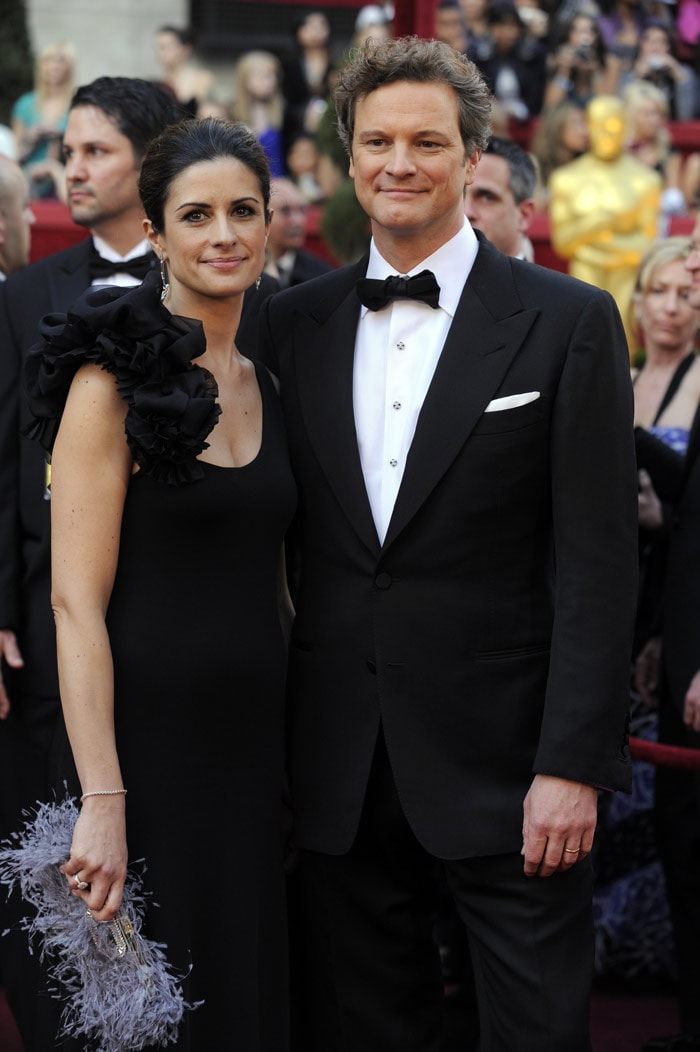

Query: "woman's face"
left=297, top=13, right=330, bottom=48
left=560, top=107, right=589, bottom=154
left=41, top=50, right=71, bottom=87
left=146, top=157, right=270, bottom=312
left=638, top=259, right=697, bottom=355
left=156, top=31, right=189, bottom=71
left=640, top=26, right=671, bottom=58
left=632, top=98, right=665, bottom=139
left=569, top=16, right=596, bottom=50
left=245, top=61, right=278, bottom=102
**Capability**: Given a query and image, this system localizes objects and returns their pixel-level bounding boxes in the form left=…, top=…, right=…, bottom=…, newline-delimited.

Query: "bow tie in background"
left=355, top=269, right=441, bottom=311
left=88, top=245, right=157, bottom=282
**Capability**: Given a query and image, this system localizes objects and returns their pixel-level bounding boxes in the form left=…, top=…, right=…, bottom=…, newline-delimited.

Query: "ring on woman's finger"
left=72, top=874, right=89, bottom=891
left=563, top=847, right=580, bottom=854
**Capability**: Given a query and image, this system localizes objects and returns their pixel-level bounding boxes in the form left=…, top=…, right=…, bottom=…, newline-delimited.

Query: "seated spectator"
left=0, top=155, right=34, bottom=278
left=470, top=2, right=546, bottom=122
left=465, top=135, right=537, bottom=259
left=623, top=21, right=697, bottom=120
left=282, top=10, right=335, bottom=140
left=544, top=13, right=621, bottom=111
left=154, top=25, right=213, bottom=115
left=352, top=5, right=393, bottom=47
left=597, top=0, right=648, bottom=75
left=11, top=41, right=73, bottom=199
left=265, top=177, right=333, bottom=287
left=286, top=132, right=324, bottom=204
left=623, top=80, right=686, bottom=220
left=231, top=51, right=287, bottom=178
left=436, top=0, right=469, bottom=52
left=460, top=0, right=492, bottom=61
left=530, top=98, right=589, bottom=188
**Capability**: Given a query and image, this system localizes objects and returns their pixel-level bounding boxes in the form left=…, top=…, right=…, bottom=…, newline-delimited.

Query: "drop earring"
left=255, top=275, right=261, bottom=291
left=159, top=257, right=170, bottom=303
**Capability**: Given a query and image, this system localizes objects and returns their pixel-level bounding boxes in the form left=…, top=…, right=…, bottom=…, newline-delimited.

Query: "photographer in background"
left=543, top=12, right=621, bottom=110
left=623, top=21, right=697, bottom=120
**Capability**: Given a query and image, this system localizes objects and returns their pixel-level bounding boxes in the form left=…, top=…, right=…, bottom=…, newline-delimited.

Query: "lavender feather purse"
left=0, top=796, right=197, bottom=1051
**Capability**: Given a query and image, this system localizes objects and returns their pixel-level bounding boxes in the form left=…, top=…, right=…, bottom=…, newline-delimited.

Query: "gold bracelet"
left=80, top=789, right=127, bottom=802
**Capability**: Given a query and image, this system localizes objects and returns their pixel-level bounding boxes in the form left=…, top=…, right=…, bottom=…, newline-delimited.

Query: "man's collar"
left=91, top=234, right=152, bottom=263
left=364, top=220, right=478, bottom=318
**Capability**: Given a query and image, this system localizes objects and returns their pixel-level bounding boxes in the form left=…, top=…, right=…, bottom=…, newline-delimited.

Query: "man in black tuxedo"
left=266, top=176, right=333, bottom=288
left=259, top=37, right=637, bottom=1051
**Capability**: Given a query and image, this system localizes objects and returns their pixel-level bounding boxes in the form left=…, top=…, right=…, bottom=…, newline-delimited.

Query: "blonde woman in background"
left=11, top=41, right=74, bottom=199
left=231, top=50, right=287, bottom=177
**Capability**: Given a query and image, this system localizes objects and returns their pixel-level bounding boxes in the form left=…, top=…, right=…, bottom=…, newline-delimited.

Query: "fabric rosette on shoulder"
left=0, top=796, right=199, bottom=1051
left=23, top=272, right=222, bottom=485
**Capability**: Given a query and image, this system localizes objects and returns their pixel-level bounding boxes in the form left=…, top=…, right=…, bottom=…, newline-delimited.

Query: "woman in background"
left=154, top=25, right=213, bottom=115
left=11, top=41, right=73, bottom=199
left=232, top=50, right=287, bottom=178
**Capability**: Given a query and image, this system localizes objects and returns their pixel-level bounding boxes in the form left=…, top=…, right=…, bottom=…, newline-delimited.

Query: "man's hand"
left=638, top=470, right=663, bottom=531
left=521, top=774, right=598, bottom=877
left=683, top=669, right=700, bottom=733
left=0, top=629, right=24, bottom=719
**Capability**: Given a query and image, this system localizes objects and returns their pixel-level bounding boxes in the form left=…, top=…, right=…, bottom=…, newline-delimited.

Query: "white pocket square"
left=484, top=391, right=540, bottom=413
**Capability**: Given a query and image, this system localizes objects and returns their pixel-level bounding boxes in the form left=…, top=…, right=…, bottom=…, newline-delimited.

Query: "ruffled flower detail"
left=23, top=273, right=222, bottom=485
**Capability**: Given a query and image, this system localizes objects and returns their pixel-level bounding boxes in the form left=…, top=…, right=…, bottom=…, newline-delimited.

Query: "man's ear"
left=518, top=198, right=536, bottom=234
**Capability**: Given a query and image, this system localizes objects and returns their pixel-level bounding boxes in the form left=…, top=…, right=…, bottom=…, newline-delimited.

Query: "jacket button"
left=366, top=660, right=377, bottom=675
left=375, top=572, right=392, bottom=589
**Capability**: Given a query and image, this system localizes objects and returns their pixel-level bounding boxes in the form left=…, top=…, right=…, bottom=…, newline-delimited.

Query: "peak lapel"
left=294, top=262, right=381, bottom=555
left=383, top=244, right=539, bottom=550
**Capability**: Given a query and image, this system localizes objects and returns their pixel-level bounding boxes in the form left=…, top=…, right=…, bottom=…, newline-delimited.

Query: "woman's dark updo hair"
left=138, top=117, right=272, bottom=233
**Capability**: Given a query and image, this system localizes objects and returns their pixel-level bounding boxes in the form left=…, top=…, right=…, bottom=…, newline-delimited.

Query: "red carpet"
left=0, top=983, right=681, bottom=1051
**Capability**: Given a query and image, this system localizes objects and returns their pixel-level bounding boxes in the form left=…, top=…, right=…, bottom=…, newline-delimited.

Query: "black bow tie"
left=89, top=245, right=157, bottom=282
left=356, top=269, right=441, bottom=311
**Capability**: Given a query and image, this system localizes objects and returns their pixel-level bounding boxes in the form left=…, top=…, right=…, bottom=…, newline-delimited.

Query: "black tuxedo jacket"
left=0, top=239, right=277, bottom=703
left=285, top=248, right=332, bottom=288
left=259, top=235, right=637, bottom=860
left=637, top=411, right=700, bottom=713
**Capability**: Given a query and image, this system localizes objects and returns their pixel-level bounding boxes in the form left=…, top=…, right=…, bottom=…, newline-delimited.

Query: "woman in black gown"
left=24, top=118, right=296, bottom=1050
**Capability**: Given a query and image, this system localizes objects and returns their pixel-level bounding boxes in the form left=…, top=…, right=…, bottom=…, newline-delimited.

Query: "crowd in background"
left=4, top=0, right=700, bottom=233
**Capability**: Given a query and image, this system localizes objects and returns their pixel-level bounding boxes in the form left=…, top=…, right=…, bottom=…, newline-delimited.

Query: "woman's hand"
left=60, top=796, right=128, bottom=921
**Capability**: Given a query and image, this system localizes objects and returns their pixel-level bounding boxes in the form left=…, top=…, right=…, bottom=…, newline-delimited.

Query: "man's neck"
left=88, top=218, right=147, bottom=258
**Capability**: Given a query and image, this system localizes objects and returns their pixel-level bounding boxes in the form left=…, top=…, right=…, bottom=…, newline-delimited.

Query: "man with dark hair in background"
left=465, top=135, right=537, bottom=259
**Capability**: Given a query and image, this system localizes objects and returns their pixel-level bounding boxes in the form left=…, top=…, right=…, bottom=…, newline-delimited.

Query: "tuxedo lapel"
left=294, top=259, right=380, bottom=555
left=46, top=240, right=92, bottom=312
left=384, top=241, right=539, bottom=549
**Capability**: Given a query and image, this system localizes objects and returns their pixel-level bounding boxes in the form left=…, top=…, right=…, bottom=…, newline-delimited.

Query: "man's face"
left=464, top=153, right=529, bottom=256
left=684, top=216, right=700, bottom=309
left=436, top=7, right=467, bottom=51
left=268, top=181, right=308, bottom=257
left=62, top=105, right=142, bottom=233
left=349, top=80, right=477, bottom=260
left=0, top=165, right=34, bottom=275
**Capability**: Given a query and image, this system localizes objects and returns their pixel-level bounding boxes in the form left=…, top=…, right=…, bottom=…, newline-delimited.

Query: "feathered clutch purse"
left=0, top=796, right=197, bottom=1051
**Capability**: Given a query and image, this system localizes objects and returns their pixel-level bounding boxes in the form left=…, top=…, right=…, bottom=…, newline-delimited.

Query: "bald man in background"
left=0, top=156, right=34, bottom=279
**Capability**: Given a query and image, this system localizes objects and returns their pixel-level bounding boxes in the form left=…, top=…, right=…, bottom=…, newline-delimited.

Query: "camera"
left=574, top=44, right=593, bottom=61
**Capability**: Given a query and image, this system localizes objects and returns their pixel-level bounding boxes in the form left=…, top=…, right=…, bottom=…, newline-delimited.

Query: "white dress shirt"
left=353, top=220, right=479, bottom=544
left=91, top=235, right=153, bottom=288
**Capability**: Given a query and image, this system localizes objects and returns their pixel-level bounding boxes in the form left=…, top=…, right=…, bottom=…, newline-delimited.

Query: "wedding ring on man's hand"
left=73, top=874, right=89, bottom=890
left=564, top=847, right=580, bottom=854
